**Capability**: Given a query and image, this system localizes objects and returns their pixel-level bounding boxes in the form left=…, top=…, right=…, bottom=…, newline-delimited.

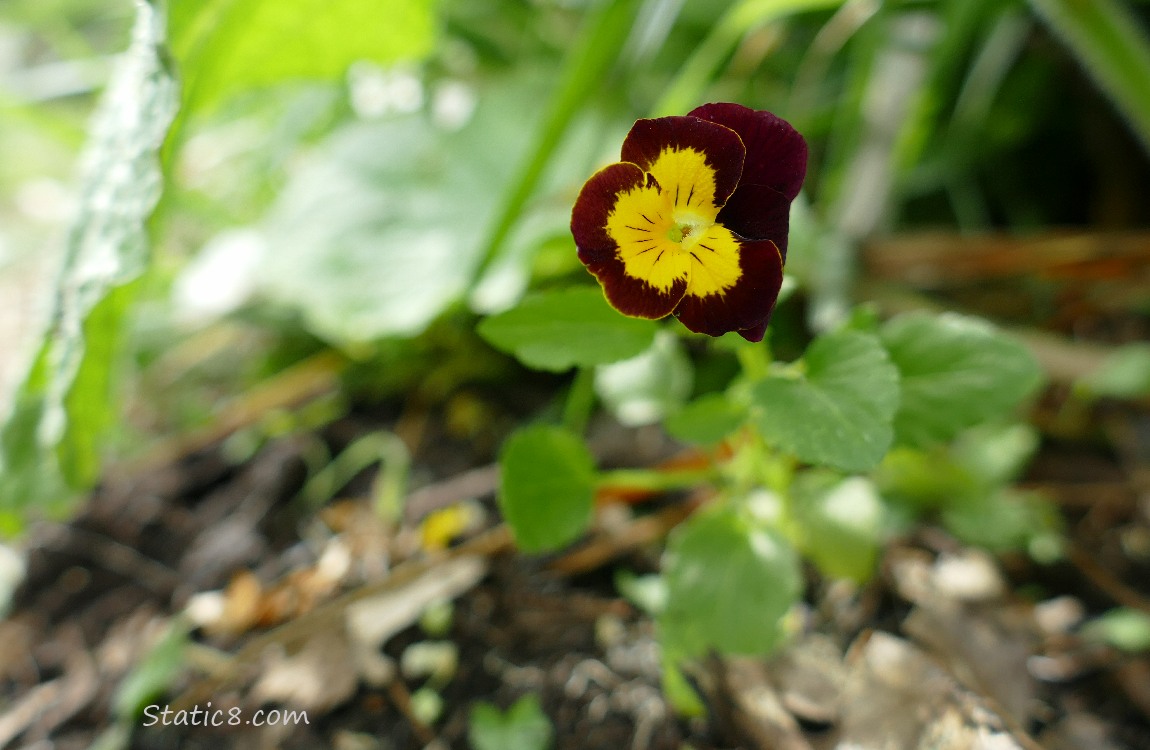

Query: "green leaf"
left=951, top=422, right=1040, bottom=488
left=664, top=392, right=746, bottom=446
left=1083, top=608, right=1150, bottom=654
left=659, top=506, right=801, bottom=658
left=750, top=330, right=900, bottom=472
left=874, top=447, right=980, bottom=511
left=0, top=1, right=178, bottom=504
left=58, top=283, right=136, bottom=488
left=614, top=569, right=667, bottom=615
left=1028, top=0, right=1150, bottom=155
left=1077, top=344, right=1150, bottom=399
left=498, top=425, right=596, bottom=553
left=169, top=0, right=438, bottom=116
left=881, top=313, right=1043, bottom=448
left=258, top=74, right=541, bottom=343
left=594, top=332, right=693, bottom=426
left=793, top=473, right=886, bottom=584
left=878, top=418, right=1039, bottom=517
left=469, top=695, right=553, bottom=750
left=114, top=620, right=191, bottom=720
left=942, top=487, right=1059, bottom=553
left=478, top=288, right=658, bottom=372
left=0, top=350, right=69, bottom=529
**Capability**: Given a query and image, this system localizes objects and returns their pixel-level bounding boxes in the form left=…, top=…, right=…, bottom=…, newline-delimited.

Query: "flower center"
left=665, top=212, right=711, bottom=247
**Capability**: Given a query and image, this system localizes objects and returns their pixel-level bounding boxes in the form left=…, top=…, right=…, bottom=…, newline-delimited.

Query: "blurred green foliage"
left=469, top=694, right=553, bottom=750
left=0, top=0, right=1148, bottom=714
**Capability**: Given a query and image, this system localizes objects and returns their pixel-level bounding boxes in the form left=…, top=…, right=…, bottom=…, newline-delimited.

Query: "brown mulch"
left=2, top=396, right=1149, bottom=750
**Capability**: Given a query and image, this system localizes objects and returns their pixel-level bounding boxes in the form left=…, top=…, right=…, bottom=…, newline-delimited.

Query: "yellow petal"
left=683, top=223, right=742, bottom=298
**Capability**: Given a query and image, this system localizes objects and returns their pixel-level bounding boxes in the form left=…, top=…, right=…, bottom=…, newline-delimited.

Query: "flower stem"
left=596, top=467, right=717, bottom=493
left=562, top=366, right=596, bottom=435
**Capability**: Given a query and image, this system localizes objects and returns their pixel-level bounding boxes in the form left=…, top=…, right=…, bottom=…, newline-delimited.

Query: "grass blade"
left=655, top=0, right=846, bottom=117
left=472, top=0, right=643, bottom=281
left=1028, top=0, right=1150, bottom=155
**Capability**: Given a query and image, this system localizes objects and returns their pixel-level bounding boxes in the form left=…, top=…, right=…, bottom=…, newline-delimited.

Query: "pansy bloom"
left=571, top=103, right=807, bottom=342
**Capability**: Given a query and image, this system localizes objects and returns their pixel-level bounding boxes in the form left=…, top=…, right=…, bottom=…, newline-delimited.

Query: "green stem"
left=735, top=341, right=772, bottom=380
left=596, top=467, right=718, bottom=492
left=298, top=431, right=410, bottom=523
left=562, top=366, right=597, bottom=435
left=762, top=448, right=796, bottom=497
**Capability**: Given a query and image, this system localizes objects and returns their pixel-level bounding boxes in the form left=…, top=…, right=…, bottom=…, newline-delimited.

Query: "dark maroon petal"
left=717, top=183, right=792, bottom=259
left=620, top=116, right=745, bottom=206
left=673, top=239, right=783, bottom=337
left=737, top=320, right=769, bottom=343
left=583, top=251, right=687, bottom=320
left=571, top=162, right=647, bottom=260
left=688, top=103, right=807, bottom=201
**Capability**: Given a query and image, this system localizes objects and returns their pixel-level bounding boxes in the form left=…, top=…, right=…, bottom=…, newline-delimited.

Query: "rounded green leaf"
left=751, top=330, right=900, bottom=472
left=478, top=288, right=658, bottom=372
left=951, top=422, right=1040, bottom=488
left=658, top=506, right=801, bottom=658
left=881, top=313, right=1043, bottom=447
left=498, top=425, right=596, bottom=553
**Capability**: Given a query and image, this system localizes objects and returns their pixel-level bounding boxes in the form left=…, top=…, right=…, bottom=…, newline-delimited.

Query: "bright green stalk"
left=471, top=0, right=643, bottom=281
left=596, top=467, right=718, bottom=492
left=1028, top=0, right=1150, bottom=156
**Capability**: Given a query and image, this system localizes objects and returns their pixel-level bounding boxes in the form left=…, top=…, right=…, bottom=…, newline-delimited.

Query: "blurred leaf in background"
left=498, top=424, right=596, bottom=553
left=792, top=472, right=886, bottom=583
left=659, top=505, right=802, bottom=658
left=881, top=312, right=1044, bottom=448
left=0, top=0, right=177, bottom=528
left=594, top=331, right=694, bottom=427
left=255, top=74, right=537, bottom=344
left=169, top=0, right=439, bottom=117
left=0, top=0, right=450, bottom=524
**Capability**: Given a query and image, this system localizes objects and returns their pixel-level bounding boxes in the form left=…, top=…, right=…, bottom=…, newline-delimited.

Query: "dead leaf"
left=839, top=631, right=1023, bottom=750
left=685, top=654, right=813, bottom=750
left=345, top=554, right=487, bottom=651
left=251, top=628, right=358, bottom=713
left=765, top=634, right=845, bottom=727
